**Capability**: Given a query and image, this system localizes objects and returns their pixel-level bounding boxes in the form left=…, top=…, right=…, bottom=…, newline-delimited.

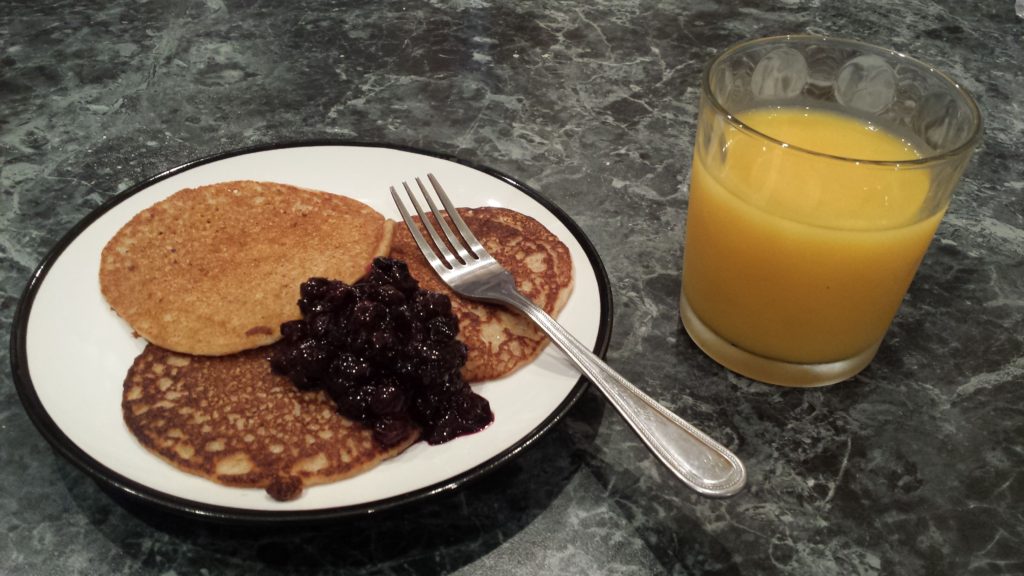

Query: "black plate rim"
left=9, top=139, right=613, bottom=525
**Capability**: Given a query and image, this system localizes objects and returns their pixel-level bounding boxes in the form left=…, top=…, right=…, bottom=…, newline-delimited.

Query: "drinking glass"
left=680, top=35, right=982, bottom=387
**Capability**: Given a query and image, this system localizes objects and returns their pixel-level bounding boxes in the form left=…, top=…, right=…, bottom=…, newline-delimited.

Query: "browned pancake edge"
left=122, top=344, right=419, bottom=501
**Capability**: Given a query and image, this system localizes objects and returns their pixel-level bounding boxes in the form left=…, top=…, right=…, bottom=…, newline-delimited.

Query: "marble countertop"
left=2, top=0, right=1022, bottom=574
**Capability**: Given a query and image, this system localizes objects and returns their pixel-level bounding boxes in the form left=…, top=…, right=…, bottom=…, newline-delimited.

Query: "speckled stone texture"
left=2, top=1, right=1022, bottom=574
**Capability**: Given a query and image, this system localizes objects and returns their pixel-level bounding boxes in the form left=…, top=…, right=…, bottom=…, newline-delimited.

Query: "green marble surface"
left=2, top=0, right=1022, bottom=574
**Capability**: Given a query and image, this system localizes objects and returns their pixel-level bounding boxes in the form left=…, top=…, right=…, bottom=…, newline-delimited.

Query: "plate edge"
left=8, top=139, right=614, bottom=525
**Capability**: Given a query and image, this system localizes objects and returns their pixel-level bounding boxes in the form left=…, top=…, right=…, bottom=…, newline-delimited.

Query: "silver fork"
left=391, top=174, right=746, bottom=497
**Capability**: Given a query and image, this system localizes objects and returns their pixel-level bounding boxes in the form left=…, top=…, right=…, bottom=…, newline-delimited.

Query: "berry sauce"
left=269, top=257, right=493, bottom=447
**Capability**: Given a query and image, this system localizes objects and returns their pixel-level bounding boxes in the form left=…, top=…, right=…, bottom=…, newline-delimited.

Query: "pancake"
left=122, top=344, right=419, bottom=501
left=100, top=181, right=393, bottom=356
left=389, top=207, right=574, bottom=382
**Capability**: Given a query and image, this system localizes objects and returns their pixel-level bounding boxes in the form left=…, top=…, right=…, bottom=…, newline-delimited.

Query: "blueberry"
left=330, top=353, right=372, bottom=383
left=427, top=316, right=459, bottom=342
left=370, top=380, right=406, bottom=416
left=300, top=277, right=332, bottom=301
left=274, top=258, right=492, bottom=448
left=279, top=320, right=307, bottom=342
left=371, top=284, right=405, bottom=306
left=373, top=417, right=413, bottom=448
left=352, top=300, right=385, bottom=328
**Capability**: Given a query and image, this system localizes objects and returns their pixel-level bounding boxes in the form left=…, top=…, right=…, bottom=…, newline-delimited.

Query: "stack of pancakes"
left=102, top=180, right=573, bottom=500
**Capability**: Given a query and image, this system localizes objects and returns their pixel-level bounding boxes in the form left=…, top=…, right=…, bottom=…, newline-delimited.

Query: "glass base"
left=679, top=293, right=879, bottom=388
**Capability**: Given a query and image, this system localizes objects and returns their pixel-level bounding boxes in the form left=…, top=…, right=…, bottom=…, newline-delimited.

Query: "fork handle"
left=497, top=288, right=746, bottom=497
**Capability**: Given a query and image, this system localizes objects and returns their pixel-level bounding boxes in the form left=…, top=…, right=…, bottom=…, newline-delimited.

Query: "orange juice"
left=682, top=108, right=941, bottom=364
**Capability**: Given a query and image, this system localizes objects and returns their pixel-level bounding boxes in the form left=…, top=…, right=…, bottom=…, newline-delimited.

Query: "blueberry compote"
left=269, top=257, right=493, bottom=448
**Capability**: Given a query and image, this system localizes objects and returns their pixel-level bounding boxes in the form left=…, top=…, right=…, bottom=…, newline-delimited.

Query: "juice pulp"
left=682, top=108, right=942, bottom=364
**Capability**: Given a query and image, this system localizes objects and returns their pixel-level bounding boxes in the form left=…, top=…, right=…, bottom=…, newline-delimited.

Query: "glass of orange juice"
left=680, top=36, right=982, bottom=387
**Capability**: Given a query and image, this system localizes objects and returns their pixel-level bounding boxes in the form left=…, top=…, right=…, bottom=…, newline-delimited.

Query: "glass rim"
left=702, top=34, right=984, bottom=167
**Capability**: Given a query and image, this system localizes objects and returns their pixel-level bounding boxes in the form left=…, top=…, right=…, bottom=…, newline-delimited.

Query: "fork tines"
left=390, top=173, right=483, bottom=271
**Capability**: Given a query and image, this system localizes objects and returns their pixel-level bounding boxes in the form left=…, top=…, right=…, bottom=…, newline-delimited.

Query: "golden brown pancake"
left=100, top=181, right=393, bottom=356
left=122, top=344, right=418, bottom=501
left=390, top=207, right=574, bottom=382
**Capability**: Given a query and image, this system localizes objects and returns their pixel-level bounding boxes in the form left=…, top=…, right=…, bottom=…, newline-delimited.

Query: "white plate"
left=11, top=143, right=611, bottom=523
